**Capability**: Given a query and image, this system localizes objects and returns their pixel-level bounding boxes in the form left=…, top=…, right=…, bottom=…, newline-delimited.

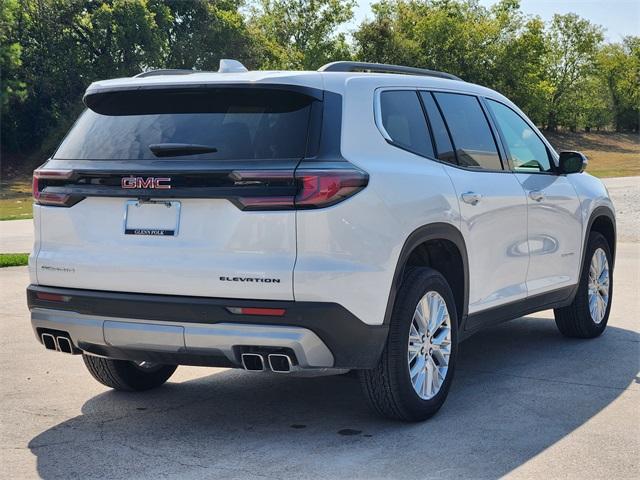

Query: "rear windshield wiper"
left=149, top=143, right=218, bottom=157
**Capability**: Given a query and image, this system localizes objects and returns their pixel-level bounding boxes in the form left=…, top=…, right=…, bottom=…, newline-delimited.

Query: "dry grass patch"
left=545, top=132, right=640, bottom=178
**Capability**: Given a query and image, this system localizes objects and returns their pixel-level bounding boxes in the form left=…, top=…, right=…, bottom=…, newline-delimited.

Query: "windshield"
left=54, top=88, right=315, bottom=161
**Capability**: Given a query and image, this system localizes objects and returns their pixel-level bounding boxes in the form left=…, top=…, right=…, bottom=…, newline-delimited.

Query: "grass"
left=545, top=131, right=640, bottom=178
left=0, top=178, right=33, bottom=221
left=0, top=132, right=637, bottom=221
left=0, top=253, right=29, bottom=268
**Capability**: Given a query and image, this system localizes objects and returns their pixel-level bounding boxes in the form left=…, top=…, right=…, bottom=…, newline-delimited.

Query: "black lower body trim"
left=461, top=284, right=577, bottom=340
left=27, top=285, right=388, bottom=369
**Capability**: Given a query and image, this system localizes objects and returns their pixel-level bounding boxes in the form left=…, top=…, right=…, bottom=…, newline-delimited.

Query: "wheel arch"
left=585, top=206, right=616, bottom=270
left=383, top=223, right=469, bottom=327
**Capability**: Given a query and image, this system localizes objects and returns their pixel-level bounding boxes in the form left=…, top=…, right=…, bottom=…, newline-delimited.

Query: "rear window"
left=54, top=88, right=315, bottom=161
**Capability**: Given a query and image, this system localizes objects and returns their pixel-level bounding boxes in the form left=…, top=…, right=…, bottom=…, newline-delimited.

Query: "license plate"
left=124, top=200, right=181, bottom=236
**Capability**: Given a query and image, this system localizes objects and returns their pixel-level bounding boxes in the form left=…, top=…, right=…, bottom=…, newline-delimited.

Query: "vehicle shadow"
left=28, top=316, right=639, bottom=480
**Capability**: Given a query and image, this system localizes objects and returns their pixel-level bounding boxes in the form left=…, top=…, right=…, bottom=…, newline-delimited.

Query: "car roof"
left=84, top=69, right=516, bottom=112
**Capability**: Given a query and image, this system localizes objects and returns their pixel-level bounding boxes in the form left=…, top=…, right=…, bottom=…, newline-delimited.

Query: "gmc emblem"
left=121, top=176, right=171, bottom=189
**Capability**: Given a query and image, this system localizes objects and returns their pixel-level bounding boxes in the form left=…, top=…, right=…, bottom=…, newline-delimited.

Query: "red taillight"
left=226, top=307, right=286, bottom=316
left=33, top=169, right=75, bottom=206
left=295, top=169, right=368, bottom=208
left=234, top=168, right=368, bottom=211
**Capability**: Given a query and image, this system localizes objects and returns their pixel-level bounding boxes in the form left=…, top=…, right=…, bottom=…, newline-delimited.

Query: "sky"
left=351, top=0, right=640, bottom=43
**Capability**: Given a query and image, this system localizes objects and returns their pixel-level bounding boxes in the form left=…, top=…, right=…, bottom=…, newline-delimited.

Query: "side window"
left=486, top=99, right=553, bottom=173
left=433, top=92, right=502, bottom=170
left=419, top=92, right=456, bottom=164
left=379, top=90, right=434, bottom=158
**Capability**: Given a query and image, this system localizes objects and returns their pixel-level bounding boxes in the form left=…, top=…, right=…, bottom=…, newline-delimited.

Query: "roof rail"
left=134, top=69, right=197, bottom=78
left=318, top=61, right=461, bottom=81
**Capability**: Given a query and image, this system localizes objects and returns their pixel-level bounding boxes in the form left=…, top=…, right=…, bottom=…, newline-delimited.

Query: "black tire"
left=82, top=354, right=177, bottom=391
left=554, top=231, right=613, bottom=338
left=359, top=267, right=459, bottom=421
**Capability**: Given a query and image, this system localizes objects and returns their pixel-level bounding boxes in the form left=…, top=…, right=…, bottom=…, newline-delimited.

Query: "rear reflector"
left=35, top=292, right=71, bottom=302
left=226, top=307, right=286, bottom=316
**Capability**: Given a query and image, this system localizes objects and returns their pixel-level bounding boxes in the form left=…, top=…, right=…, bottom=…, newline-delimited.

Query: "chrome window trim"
left=373, top=86, right=515, bottom=174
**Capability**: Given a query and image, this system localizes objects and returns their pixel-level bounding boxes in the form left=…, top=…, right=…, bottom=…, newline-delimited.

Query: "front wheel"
left=359, top=267, right=458, bottom=421
left=82, top=354, right=177, bottom=391
left=554, top=231, right=613, bottom=338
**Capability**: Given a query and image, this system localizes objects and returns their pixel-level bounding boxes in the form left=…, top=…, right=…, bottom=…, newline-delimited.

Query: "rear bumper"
left=27, top=285, right=388, bottom=369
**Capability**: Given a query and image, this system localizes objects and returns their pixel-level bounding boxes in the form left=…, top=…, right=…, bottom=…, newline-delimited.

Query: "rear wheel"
left=82, top=354, right=177, bottom=391
left=554, top=232, right=613, bottom=338
left=359, top=267, right=458, bottom=421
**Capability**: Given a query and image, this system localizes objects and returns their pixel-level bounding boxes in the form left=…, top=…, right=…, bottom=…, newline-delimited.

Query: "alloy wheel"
left=408, top=291, right=452, bottom=400
left=588, top=247, right=610, bottom=324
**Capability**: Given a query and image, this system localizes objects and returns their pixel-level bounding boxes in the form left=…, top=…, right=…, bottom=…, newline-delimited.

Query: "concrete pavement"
left=0, top=218, right=33, bottom=253
left=603, top=176, right=640, bottom=242
left=1, top=243, right=638, bottom=479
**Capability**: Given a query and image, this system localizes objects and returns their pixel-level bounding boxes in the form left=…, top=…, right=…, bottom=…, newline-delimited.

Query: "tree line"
left=1, top=0, right=638, bottom=161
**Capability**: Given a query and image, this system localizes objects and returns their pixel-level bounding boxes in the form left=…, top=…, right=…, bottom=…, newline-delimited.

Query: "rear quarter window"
left=378, top=90, right=434, bottom=158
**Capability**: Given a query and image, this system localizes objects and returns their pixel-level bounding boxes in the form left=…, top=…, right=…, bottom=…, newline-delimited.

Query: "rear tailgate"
left=32, top=85, right=321, bottom=300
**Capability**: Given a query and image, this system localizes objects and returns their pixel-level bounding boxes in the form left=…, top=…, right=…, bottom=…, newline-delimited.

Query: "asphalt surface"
left=1, top=176, right=638, bottom=253
left=1, top=243, right=638, bottom=479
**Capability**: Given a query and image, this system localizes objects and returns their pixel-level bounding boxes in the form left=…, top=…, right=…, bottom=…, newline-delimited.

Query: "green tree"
left=250, top=0, right=355, bottom=69
left=68, top=0, right=166, bottom=78
left=490, top=15, right=548, bottom=125
left=354, top=1, right=548, bottom=123
left=543, top=13, right=603, bottom=130
left=1, top=0, right=258, bottom=157
left=0, top=0, right=27, bottom=151
left=152, top=0, right=258, bottom=70
left=3, top=0, right=87, bottom=154
left=0, top=0, right=25, bottom=109
left=596, top=37, right=640, bottom=132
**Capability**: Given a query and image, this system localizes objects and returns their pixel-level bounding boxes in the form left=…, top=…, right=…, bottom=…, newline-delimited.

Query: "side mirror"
left=559, top=151, right=588, bottom=174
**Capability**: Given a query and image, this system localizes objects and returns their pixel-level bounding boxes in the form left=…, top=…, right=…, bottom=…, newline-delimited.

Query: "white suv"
left=27, top=60, right=616, bottom=421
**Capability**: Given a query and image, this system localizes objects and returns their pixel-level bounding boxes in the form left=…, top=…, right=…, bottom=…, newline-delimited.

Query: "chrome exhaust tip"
left=56, top=336, right=74, bottom=354
left=241, top=353, right=265, bottom=371
left=268, top=354, right=293, bottom=373
left=41, top=333, right=57, bottom=351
